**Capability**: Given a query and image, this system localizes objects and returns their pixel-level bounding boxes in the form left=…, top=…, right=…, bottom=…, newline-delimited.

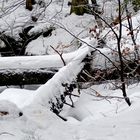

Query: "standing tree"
left=88, top=0, right=132, bottom=106
left=70, top=0, right=99, bottom=15
left=132, top=0, right=140, bottom=12
left=69, top=0, right=132, bottom=106
left=70, top=0, right=102, bottom=27
left=116, top=0, right=131, bottom=106
left=26, top=0, right=36, bottom=11
left=124, top=0, right=140, bottom=60
left=70, top=0, right=89, bottom=15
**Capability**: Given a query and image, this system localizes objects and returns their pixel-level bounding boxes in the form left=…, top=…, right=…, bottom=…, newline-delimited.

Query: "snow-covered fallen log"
left=0, top=43, right=96, bottom=121
left=0, top=44, right=94, bottom=85
left=0, top=47, right=89, bottom=70
left=31, top=45, right=93, bottom=113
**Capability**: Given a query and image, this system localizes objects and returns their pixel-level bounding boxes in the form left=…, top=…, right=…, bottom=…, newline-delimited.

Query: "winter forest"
left=0, top=0, right=140, bottom=139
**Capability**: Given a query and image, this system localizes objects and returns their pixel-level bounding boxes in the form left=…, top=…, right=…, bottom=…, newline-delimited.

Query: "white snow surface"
left=0, top=0, right=140, bottom=139
left=0, top=43, right=140, bottom=140
left=0, top=38, right=97, bottom=70
left=0, top=82, right=140, bottom=140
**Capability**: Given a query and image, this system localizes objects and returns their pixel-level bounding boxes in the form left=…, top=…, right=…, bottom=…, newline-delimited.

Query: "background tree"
left=70, top=0, right=99, bottom=16
left=70, top=0, right=89, bottom=15
left=70, top=0, right=132, bottom=106
left=70, top=0, right=102, bottom=27
left=26, top=0, right=36, bottom=11
left=132, top=0, right=140, bottom=12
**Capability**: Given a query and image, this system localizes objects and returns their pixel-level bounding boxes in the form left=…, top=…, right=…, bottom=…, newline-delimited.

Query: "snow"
left=0, top=38, right=97, bottom=70
left=32, top=45, right=91, bottom=107
left=0, top=0, right=96, bottom=55
left=27, top=13, right=96, bottom=55
left=0, top=100, right=22, bottom=120
left=0, top=0, right=140, bottom=140
left=0, top=88, right=34, bottom=108
left=0, top=44, right=140, bottom=139
left=1, top=83, right=140, bottom=140
left=91, top=13, right=140, bottom=69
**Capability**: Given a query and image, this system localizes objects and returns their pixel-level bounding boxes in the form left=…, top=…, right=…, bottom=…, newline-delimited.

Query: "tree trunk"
left=91, top=0, right=103, bottom=28
left=0, top=46, right=91, bottom=86
left=26, top=0, right=33, bottom=11
left=0, top=59, right=139, bottom=86
left=70, top=0, right=88, bottom=15
left=0, top=69, right=56, bottom=86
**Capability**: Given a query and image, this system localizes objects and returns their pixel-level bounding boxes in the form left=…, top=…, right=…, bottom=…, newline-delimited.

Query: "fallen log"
left=0, top=46, right=91, bottom=86
left=0, top=56, right=139, bottom=86
left=0, top=39, right=139, bottom=86
left=0, top=69, right=57, bottom=86
left=0, top=46, right=93, bottom=120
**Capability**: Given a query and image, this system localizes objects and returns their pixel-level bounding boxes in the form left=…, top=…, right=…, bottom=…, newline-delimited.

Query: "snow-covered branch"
left=32, top=46, right=93, bottom=110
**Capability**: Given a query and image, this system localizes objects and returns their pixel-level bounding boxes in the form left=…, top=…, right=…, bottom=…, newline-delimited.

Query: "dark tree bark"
left=91, top=0, right=102, bottom=27
left=26, top=0, right=36, bottom=11
left=70, top=0, right=88, bottom=15
left=0, top=69, right=56, bottom=86
left=0, top=26, right=54, bottom=56
left=117, top=0, right=131, bottom=106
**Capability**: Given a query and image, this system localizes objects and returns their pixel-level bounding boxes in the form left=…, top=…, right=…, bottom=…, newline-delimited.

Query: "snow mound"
left=0, top=100, right=23, bottom=120
left=0, top=88, right=35, bottom=109
left=33, top=45, right=92, bottom=107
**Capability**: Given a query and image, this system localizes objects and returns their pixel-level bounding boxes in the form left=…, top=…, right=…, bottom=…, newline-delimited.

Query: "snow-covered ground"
left=0, top=82, right=140, bottom=140
left=0, top=0, right=140, bottom=139
left=0, top=42, right=140, bottom=140
left=0, top=0, right=96, bottom=55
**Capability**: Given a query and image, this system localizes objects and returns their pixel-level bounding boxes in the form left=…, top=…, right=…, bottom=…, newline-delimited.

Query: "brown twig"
left=50, top=45, right=66, bottom=66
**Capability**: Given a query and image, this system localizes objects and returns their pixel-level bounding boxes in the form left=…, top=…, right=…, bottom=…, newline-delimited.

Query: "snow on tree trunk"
left=31, top=45, right=96, bottom=114
left=0, top=47, right=92, bottom=70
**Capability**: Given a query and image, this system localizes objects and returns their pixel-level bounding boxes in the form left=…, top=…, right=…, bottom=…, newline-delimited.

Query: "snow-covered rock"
left=0, top=100, right=22, bottom=120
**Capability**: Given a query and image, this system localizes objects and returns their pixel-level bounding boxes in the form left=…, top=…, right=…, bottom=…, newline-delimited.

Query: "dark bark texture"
left=0, top=69, right=57, bottom=86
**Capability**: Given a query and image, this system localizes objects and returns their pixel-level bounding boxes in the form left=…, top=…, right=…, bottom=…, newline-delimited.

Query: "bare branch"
left=50, top=45, right=66, bottom=66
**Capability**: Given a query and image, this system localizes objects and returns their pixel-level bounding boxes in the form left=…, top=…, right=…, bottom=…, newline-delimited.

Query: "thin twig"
left=0, top=132, right=14, bottom=136
left=50, top=45, right=66, bottom=66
